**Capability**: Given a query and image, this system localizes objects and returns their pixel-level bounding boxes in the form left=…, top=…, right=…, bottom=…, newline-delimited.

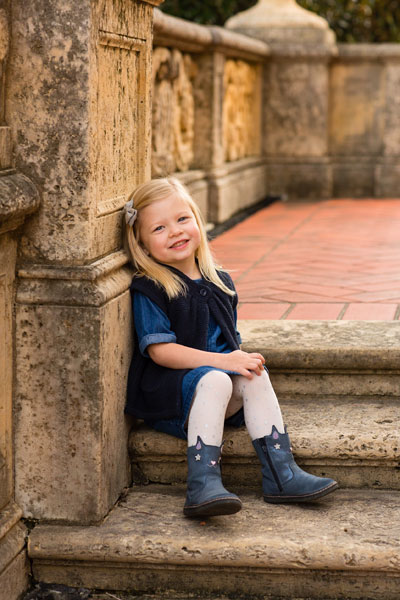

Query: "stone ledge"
left=239, top=320, right=400, bottom=371
left=153, top=9, right=270, bottom=60
left=208, top=155, right=267, bottom=178
left=28, top=487, right=400, bottom=599
left=129, top=397, right=400, bottom=490
left=208, top=158, right=268, bottom=223
left=17, top=251, right=132, bottom=307
left=337, top=43, right=400, bottom=61
left=0, top=502, right=23, bottom=540
left=0, top=171, right=40, bottom=233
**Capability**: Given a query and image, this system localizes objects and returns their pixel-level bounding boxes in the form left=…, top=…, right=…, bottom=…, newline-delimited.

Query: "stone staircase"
left=28, top=321, right=400, bottom=599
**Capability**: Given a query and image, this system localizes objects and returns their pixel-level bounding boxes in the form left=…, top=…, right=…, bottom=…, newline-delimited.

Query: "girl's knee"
left=201, top=370, right=233, bottom=398
left=234, top=369, right=272, bottom=393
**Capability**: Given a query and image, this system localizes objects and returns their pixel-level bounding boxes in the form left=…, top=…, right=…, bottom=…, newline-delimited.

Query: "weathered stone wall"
left=152, top=9, right=269, bottom=222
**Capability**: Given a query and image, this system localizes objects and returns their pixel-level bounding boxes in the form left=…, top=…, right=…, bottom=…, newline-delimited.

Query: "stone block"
left=15, top=258, right=133, bottom=523
left=208, top=157, right=268, bottom=223
left=0, top=503, right=28, bottom=600
left=0, top=128, right=12, bottom=170
left=329, top=61, right=385, bottom=157
left=0, top=550, right=28, bottom=600
left=0, top=172, right=40, bottom=232
left=29, top=487, right=400, bottom=599
left=375, top=160, right=400, bottom=197
left=264, top=60, right=330, bottom=158
left=332, top=160, right=375, bottom=198
left=0, top=232, right=18, bottom=511
left=267, top=159, right=332, bottom=200
left=240, top=319, right=400, bottom=397
left=382, top=62, right=400, bottom=157
left=130, top=396, right=400, bottom=490
left=174, top=170, right=208, bottom=220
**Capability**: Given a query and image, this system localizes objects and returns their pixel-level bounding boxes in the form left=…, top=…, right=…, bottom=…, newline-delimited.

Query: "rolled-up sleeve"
left=133, top=292, right=177, bottom=357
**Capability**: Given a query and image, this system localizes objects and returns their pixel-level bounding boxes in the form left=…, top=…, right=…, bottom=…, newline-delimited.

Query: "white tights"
left=187, top=369, right=285, bottom=447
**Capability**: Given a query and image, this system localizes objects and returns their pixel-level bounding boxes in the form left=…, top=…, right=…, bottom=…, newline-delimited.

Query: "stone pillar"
left=226, top=0, right=337, bottom=200
left=8, top=0, right=162, bottom=524
left=0, top=1, right=39, bottom=597
left=376, top=48, right=400, bottom=197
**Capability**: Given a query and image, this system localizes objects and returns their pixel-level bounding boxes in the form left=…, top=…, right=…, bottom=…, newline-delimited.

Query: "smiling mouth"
left=170, top=239, right=189, bottom=249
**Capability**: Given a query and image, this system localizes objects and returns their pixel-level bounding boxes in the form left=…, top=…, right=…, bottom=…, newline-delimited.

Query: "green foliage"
left=160, top=0, right=400, bottom=43
left=298, top=0, right=400, bottom=43
left=160, top=0, right=257, bottom=26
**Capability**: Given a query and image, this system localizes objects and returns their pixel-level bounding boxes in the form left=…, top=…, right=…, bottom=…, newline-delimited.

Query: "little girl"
left=124, top=177, right=338, bottom=518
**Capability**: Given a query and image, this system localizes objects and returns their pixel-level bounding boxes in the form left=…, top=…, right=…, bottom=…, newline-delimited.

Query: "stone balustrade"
left=153, top=2, right=400, bottom=211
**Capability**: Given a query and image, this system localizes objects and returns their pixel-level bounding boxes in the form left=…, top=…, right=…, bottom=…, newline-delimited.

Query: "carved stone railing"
left=154, top=2, right=400, bottom=208
left=152, top=9, right=269, bottom=223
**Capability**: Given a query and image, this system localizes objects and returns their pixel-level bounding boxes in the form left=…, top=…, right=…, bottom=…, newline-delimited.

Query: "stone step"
left=239, top=320, right=400, bottom=398
left=29, top=486, right=400, bottom=600
left=129, top=397, right=400, bottom=490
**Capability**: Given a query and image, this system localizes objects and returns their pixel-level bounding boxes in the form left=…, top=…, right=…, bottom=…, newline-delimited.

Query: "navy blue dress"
left=133, top=279, right=245, bottom=440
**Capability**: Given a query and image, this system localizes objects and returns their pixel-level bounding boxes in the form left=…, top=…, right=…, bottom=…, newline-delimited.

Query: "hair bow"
left=124, top=199, right=138, bottom=227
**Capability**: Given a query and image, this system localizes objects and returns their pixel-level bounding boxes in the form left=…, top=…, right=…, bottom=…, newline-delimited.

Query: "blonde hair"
left=125, top=177, right=235, bottom=299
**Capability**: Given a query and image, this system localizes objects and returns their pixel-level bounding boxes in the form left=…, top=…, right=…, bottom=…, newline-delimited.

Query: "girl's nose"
left=169, top=223, right=183, bottom=236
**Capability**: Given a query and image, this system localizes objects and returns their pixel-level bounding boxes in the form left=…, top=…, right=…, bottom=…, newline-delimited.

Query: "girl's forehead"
left=142, top=193, right=191, bottom=217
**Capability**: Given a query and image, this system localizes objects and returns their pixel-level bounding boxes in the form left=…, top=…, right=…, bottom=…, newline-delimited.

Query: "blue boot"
left=252, top=426, right=338, bottom=503
left=183, top=436, right=242, bottom=517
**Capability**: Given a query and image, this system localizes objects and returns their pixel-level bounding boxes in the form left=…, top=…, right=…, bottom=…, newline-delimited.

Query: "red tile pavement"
left=210, top=199, right=400, bottom=320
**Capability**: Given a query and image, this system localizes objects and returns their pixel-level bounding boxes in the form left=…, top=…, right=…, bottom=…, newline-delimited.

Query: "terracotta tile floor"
left=210, top=198, right=400, bottom=320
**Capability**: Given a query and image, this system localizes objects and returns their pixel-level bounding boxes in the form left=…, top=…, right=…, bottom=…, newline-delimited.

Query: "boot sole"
left=184, top=497, right=242, bottom=518
left=263, top=481, right=339, bottom=504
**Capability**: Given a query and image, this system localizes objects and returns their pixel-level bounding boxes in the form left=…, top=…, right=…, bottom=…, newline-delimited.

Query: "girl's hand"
left=218, top=350, right=265, bottom=379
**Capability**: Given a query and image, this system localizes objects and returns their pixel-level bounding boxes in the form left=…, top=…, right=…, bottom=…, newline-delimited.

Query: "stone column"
left=0, top=1, right=39, bottom=597
left=226, top=0, right=337, bottom=200
left=8, top=0, right=162, bottom=524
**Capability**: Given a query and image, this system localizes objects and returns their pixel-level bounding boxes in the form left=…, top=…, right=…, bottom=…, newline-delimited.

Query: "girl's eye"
left=178, top=216, right=189, bottom=222
left=153, top=225, right=164, bottom=232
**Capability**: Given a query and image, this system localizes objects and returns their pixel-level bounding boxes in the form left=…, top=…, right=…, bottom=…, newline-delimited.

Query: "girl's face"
left=138, top=193, right=201, bottom=274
